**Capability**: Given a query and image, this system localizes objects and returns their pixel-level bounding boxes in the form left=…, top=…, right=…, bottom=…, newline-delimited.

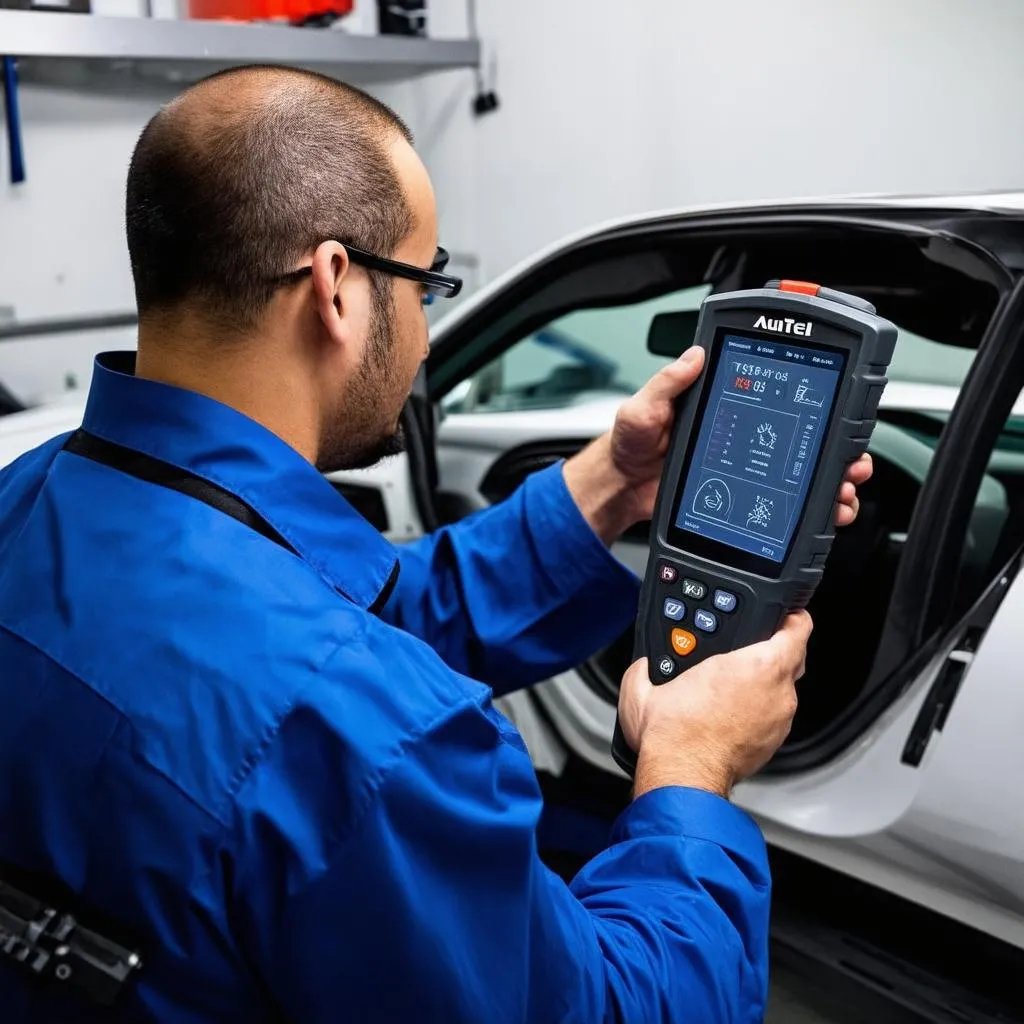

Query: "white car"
left=4, top=193, right=1024, bottom=1011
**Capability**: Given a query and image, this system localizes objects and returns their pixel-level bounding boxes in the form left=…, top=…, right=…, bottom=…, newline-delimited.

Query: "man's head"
left=126, top=65, right=442, bottom=471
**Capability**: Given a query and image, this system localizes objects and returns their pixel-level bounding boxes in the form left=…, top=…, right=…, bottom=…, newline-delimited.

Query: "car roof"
left=430, top=190, right=1024, bottom=339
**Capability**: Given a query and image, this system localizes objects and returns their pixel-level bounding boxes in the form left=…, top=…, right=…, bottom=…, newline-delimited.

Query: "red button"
left=658, top=562, right=678, bottom=585
left=778, top=279, right=821, bottom=296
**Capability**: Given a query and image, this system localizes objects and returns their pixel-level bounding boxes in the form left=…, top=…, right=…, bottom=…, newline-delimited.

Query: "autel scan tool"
left=612, top=280, right=897, bottom=775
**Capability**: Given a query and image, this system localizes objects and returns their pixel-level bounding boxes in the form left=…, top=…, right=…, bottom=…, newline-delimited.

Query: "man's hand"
left=619, top=612, right=813, bottom=799
left=563, top=347, right=873, bottom=543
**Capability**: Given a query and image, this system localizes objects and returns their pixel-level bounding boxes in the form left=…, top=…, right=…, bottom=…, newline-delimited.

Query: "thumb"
left=635, top=345, right=706, bottom=406
left=778, top=610, right=813, bottom=644
left=618, top=658, right=654, bottom=750
left=762, top=611, right=813, bottom=674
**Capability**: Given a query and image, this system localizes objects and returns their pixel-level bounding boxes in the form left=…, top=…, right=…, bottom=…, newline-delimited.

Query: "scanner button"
left=694, top=609, right=719, bottom=633
left=713, top=589, right=737, bottom=613
left=657, top=656, right=677, bottom=678
left=657, top=561, right=679, bottom=585
left=858, top=383, right=885, bottom=421
left=663, top=598, right=686, bottom=621
left=682, top=579, right=707, bottom=600
left=671, top=628, right=698, bottom=657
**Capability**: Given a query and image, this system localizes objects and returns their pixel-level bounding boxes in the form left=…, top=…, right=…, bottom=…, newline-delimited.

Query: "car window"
left=888, top=328, right=974, bottom=387
left=441, top=285, right=984, bottom=417
left=442, top=285, right=712, bottom=414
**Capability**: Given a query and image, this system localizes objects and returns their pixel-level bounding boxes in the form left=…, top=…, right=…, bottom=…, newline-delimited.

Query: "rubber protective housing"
left=613, top=286, right=897, bottom=775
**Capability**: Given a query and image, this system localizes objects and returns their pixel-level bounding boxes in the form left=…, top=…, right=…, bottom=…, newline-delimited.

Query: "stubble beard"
left=316, top=278, right=407, bottom=474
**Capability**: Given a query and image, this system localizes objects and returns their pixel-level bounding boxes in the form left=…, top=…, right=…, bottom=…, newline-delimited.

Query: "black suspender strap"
left=62, top=429, right=296, bottom=555
left=61, top=428, right=400, bottom=613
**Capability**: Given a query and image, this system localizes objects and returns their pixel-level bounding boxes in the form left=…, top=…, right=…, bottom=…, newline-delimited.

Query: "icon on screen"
left=755, top=422, right=778, bottom=450
left=747, top=495, right=774, bottom=529
left=794, top=381, right=825, bottom=408
left=694, top=478, right=732, bottom=521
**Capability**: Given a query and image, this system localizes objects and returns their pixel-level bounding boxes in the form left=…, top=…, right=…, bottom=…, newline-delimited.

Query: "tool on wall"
left=376, top=0, right=425, bottom=36
left=466, top=0, right=497, bottom=117
left=1, top=55, right=25, bottom=185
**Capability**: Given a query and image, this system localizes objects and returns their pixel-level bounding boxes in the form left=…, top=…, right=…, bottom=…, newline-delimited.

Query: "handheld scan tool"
left=612, top=280, right=897, bottom=775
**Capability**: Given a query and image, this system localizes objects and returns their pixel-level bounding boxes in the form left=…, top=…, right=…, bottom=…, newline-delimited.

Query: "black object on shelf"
left=0, top=0, right=90, bottom=11
left=377, top=0, right=426, bottom=37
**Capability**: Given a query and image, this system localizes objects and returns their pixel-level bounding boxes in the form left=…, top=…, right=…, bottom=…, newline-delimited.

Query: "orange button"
left=671, top=628, right=697, bottom=657
left=778, top=279, right=820, bottom=296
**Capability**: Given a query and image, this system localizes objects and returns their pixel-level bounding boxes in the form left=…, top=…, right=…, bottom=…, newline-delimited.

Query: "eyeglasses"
left=278, top=243, right=463, bottom=306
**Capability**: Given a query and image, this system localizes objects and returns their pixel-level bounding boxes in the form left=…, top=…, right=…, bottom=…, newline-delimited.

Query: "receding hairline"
left=125, top=63, right=417, bottom=328
left=163, top=62, right=411, bottom=144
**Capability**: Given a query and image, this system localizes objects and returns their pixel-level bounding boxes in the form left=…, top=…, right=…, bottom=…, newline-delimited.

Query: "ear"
left=310, top=240, right=352, bottom=347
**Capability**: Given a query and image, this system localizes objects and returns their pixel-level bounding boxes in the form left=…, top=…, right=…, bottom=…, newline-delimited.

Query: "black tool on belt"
left=0, top=861, right=143, bottom=1006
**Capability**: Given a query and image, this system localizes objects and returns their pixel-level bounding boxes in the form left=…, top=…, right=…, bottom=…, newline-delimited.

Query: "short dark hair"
left=125, top=65, right=413, bottom=330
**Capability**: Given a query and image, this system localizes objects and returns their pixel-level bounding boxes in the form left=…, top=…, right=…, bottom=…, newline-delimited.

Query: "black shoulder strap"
left=62, top=429, right=296, bottom=555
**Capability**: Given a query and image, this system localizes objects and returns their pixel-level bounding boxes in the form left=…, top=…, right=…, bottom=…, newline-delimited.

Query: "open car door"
left=423, top=201, right=1024, bottom=945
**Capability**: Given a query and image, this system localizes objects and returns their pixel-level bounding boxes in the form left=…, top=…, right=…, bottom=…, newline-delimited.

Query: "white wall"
left=3, top=0, right=1024, bottom=402
left=424, top=0, right=1024, bottom=282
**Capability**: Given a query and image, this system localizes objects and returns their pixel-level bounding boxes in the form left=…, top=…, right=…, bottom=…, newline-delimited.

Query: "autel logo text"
left=753, top=314, right=812, bottom=337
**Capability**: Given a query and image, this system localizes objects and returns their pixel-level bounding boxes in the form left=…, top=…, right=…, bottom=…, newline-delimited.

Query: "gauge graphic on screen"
left=693, top=477, right=732, bottom=521
left=794, top=380, right=826, bottom=407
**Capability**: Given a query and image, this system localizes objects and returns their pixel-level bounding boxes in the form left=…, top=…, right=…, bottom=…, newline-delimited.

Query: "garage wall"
left=3, top=0, right=1024, bottom=402
left=407, top=0, right=1024, bottom=282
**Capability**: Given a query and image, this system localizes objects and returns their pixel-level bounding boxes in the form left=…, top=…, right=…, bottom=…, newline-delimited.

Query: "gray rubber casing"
left=613, top=286, right=897, bottom=775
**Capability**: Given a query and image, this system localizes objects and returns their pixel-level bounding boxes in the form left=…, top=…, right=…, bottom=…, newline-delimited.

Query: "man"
left=0, top=66, right=869, bottom=1021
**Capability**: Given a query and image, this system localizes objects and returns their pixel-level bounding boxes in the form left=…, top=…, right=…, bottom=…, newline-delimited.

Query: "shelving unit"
left=0, top=9, right=480, bottom=86
left=0, top=8, right=482, bottom=341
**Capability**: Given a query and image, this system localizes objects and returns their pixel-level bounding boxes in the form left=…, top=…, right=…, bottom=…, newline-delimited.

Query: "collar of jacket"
left=80, top=351, right=400, bottom=611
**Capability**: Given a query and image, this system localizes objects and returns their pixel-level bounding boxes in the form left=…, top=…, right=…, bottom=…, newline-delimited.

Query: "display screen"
left=673, top=332, right=846, bottom=564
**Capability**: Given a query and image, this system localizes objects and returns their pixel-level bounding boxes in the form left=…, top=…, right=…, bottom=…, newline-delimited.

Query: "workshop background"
left=4, top=0, right=1024, bottom=403
left=2, top=2, right=1024, bottom=1021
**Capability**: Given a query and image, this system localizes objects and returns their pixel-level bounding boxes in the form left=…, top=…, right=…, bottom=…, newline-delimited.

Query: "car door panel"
left=893, top=566, right=1024, bottom=928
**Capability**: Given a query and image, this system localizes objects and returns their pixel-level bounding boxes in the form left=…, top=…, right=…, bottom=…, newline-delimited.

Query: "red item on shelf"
left=187, top=0, right=353, bottom=23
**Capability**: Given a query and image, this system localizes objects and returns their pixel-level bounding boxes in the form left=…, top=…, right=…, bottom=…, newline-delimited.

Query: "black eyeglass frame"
left=279, top=243, right=462, bottom=299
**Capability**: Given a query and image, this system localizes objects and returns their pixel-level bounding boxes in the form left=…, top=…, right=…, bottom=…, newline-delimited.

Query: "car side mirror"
left=647, top=310, right=700, bottom=358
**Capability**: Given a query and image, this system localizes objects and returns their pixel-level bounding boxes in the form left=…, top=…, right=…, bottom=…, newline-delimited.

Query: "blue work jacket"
left=0, top=353, right=770, bottom=1022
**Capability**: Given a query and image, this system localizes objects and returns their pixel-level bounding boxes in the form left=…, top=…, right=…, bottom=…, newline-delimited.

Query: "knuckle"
left=634, top=407, right=662, bottom=435
left=784, top=689, right=799, bottom=720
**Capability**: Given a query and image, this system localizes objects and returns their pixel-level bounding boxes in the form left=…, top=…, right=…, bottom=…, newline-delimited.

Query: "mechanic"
left=0, top=66, right=870, bottom=1022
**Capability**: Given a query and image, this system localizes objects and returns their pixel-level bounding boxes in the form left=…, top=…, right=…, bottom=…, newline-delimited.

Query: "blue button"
left=662, top=597, right=686, bottom=621
left=713, top=589, right=737, bottom=613
left=694, top=609, right=718, bottom=633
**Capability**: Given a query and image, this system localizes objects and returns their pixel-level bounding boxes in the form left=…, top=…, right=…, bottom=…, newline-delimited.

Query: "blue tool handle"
left=2, top=56, right=25, bottom=185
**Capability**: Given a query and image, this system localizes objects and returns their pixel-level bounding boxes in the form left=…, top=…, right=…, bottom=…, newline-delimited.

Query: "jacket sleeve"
left=380, top=462, right=641, bottom=695
left=233, top=695, right=771, bottom=1024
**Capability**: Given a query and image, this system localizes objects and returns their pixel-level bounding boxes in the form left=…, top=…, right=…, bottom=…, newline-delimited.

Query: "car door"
left=425, top=203, right=1024, bottom=943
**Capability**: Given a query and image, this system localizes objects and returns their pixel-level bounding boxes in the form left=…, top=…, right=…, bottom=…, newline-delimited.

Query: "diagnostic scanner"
left=612, top=280, right=897, bottom=776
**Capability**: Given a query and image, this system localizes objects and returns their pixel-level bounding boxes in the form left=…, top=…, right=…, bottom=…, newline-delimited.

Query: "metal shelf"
left=0, top=10, right=480, bottom=86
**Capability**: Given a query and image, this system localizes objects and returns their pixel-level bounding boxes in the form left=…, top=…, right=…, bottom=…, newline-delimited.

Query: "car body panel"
left=427, top=190, right=1024, bottom=346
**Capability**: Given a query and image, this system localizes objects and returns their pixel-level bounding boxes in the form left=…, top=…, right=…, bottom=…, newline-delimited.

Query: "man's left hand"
left=564, top=346, right=873, bottom=544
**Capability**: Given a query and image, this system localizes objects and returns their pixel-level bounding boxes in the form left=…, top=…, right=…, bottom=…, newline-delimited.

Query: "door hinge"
left=900, top=643, right=973, bottom=767
left=902, top=557, right=1020, bottom=768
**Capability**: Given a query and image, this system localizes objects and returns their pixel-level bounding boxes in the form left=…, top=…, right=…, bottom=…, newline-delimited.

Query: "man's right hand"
left=618, top=612, right=813, bottom=799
